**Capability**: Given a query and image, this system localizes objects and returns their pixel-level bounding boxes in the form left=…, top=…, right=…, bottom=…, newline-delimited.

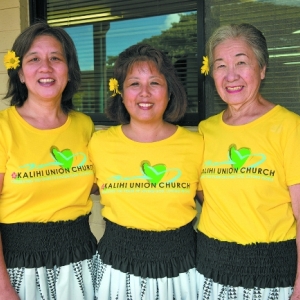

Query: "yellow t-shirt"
left=89, top=125, right=203, bottom=231
left=0, top=107, right=95, bottom=223
left=198, top=105, right=300, bottom=244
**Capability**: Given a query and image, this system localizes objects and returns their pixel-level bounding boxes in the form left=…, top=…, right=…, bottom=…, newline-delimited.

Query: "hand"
left=291, top=280, right=300, bottom=300
left=290, top=291, right=300, bottom=300
left=0, top=285, right=20, bottom=300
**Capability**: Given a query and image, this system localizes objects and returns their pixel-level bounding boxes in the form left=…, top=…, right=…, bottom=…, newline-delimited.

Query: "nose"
left=226, top=66, right=239, bottom=82
left=140, top=84, right=151, bottom=97
left=39, top=59, right=53, bottom=72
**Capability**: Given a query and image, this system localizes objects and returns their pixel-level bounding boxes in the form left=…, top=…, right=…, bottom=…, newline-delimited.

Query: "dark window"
left=30, top=0, right=300, bottom=124
left=46, top=0, right=201, bottom=125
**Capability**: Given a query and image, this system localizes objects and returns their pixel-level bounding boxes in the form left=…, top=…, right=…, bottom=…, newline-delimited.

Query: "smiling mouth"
left=226, top=86, right=243, bottom=91
left=138, top=103, right=153, bottom=108
left=39, top=78, right=55, bottom=83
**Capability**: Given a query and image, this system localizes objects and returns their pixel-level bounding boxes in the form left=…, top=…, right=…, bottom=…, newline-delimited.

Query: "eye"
left=215, top=64, right=225, bottom=69
left=51, top=55, right=65, bottom=62
left=130, top=82, right=139, bottom=86
left=237, top=61, right=246, bottom=65
left=151, top=81, right=159, bottom=85
left=30, top=57, right=39, bottom=62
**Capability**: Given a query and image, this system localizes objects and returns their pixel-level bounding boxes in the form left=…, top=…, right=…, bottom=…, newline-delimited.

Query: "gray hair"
left=206, top=23, right=269, bottom=73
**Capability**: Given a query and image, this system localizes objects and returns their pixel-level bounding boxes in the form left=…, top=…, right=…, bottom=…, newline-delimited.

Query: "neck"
left=16, top=99, right=67, bottom=129
left=122, top=120, right=177, bottom=142
left=223, top=96, right=275, bottom=125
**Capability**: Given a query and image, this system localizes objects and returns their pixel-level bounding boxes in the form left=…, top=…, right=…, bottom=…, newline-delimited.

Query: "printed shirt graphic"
left=198, top=105, right=300, bottom=244
left=0, top=107, right=95, bottom=223
left=89, top=125, right=203, bottom=231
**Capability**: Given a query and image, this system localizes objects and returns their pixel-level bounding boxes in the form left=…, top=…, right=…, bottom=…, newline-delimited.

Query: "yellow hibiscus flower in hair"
left=3, top=51, right=20, bottom=70
left=109, top=78, right=121, bottom=96
left=201, top=56, right=209, bottom=76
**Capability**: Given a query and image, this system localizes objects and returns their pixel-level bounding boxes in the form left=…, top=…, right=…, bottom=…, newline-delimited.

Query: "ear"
left=260, top=65, right=266, bottom=80
left=18, top=69, right=25, bottom=83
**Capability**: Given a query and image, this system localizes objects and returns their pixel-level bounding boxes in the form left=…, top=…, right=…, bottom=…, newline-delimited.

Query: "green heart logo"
left=51, top=147, right=74, bottom=170
left=229, top=145, right=251, bottom=170
left=141, top=161, right=166, bottom=184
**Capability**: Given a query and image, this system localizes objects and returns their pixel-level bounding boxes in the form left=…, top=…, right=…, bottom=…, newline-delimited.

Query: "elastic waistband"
left=98, top=219, right=196, bottom=278
left=196, top=231, right=296, bottom=288
left=0, top=214, right=97, bottom=268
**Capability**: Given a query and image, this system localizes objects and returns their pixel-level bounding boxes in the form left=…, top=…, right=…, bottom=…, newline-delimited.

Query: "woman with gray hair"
left=196, top=23, right=300, bottom=299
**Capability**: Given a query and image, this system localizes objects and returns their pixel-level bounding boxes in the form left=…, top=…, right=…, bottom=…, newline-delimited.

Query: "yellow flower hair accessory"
left=3, top=51, right=20, bottom=70
left=201, top=56, right=209, bottom=76
left=109, top=78, right=121, bottom=96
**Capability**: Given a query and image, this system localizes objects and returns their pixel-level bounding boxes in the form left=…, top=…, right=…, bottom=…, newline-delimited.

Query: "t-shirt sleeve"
left=0, top=125, right=8, bottom=173
left=284, top=121, right=300, bottom=186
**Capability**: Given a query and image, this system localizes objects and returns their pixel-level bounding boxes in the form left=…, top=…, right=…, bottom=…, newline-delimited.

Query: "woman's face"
left=212, top=38, right=266, bottom=109
left=122, top=60, right=169, bottom=124
left=18, top=35, right=69, bottom=104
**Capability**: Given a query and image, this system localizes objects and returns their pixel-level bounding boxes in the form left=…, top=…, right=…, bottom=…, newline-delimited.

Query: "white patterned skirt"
left=95, top=219, right=197, bottom=300
left=196, top=231, right=296, bottom=300
left=0, top=214, right=98, bottom=300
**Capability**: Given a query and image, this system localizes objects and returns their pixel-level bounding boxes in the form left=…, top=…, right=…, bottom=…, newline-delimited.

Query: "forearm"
left=292, top=220, right=300, bottom=297
left=0, top=235, right=19, bottom=299
left=290, top=184, right=300, bottom=299
left=0, top=235, right=9, bottom=284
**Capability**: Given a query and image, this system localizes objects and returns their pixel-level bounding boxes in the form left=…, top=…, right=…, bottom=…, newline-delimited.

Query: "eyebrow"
left=25, top=51, right=63, bottom=57
left=235, top=53, right=248, bottom=58
left=214, top=52, right=248, bottom=63
left=126, top=75, right=163, bottom=79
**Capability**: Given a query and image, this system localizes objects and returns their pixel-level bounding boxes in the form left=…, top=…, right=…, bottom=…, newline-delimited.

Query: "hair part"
left=206, top=23, right=269, bottom=74
left=3, top=21, right=81, bottom=113
left=106, top=43, right=187, bottom=124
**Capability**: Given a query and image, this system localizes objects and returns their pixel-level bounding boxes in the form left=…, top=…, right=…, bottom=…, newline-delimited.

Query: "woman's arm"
left=0, top=173, right=19, bottom=300
left=90, top=183, right=99, bottom=195
left=289, top=183, right=300, bottom=300
left=0, top=237, right=19, bottom=299
left=195, top=190, right=204, bottom=205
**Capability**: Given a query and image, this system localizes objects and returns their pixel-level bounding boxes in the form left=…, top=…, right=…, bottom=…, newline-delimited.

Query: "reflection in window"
left=46, top=0, right=300, bottom=125
left=62, top=12, right=197, bottom=117
left=64, top=25, right=94, bottom=71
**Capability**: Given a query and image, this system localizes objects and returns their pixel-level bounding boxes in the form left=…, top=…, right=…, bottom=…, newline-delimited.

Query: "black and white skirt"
left=0, top=214, right=97, bottom=300
left=196, top=231, right=296, bottom=300
left=95, top=219, right=197, bottom=300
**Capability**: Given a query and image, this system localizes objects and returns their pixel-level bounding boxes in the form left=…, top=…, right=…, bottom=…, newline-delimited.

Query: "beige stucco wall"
left=0, top=0, right=29, bottom=109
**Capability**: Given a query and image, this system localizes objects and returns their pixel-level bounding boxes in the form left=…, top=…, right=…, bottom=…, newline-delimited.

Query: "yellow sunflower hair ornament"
left=3, top=51, right=20, bottom=70
left=201, top=56, right=209, bottom=76
left=109, top=78, right=121, bottom=96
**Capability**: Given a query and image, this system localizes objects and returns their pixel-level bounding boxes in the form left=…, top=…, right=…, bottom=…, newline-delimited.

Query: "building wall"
left=0, top=0, right=28, bottom=110
left=0, top=1, right=106, bottom=241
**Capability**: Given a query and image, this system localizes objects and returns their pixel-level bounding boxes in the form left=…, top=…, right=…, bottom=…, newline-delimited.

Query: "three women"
left=2, top=21, right=299, bottom=300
